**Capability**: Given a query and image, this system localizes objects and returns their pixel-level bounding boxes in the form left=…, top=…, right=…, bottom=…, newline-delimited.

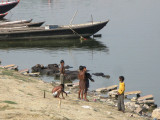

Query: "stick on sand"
left=59, top=98, right=61, bottom=108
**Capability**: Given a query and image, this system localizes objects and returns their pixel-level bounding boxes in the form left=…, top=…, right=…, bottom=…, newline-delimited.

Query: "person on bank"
left=52, top=84, right=67, bottom=99
left=78, top=66, right=86, bottom=100
left=60, top=60, right=65, bottom=85
left=117, top=76, right=125, bottom=113
left=83, top=66, right=94, bottom=102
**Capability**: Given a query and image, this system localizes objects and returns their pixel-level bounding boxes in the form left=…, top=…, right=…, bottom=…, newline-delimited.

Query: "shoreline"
left=0, top=68, right=152, bottom=120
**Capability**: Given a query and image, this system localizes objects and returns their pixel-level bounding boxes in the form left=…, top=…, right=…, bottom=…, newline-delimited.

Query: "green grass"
left=27, top=93, right=33, bottom=96
left=2, top=100, right=17, bottom=104
left=2, top=70, right=13, bottom=76
left=0, top=105, right=10, bottom=111
left=19, top=89, right=24, bottom=92
left=1, top=69, right=35, bottom=82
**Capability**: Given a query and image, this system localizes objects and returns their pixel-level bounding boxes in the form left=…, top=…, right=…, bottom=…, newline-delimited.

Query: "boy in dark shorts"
left=83, top=66, right=94, bottom=101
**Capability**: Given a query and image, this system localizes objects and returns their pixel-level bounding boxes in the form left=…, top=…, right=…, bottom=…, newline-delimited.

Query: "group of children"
left=51, top=60, right=125, bottom=113
left=78, top=65, right=94, bottom=101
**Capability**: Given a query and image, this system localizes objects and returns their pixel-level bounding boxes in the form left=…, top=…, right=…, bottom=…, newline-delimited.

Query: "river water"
left=0, top=0, right=160, bottom=106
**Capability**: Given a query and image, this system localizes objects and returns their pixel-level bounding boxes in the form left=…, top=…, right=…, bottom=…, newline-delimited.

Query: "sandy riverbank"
left=0, top=68, right=151, bottom=120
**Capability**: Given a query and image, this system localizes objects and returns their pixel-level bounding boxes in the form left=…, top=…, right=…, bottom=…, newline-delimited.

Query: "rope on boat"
left=69, top=10, right=87, bottom=40
left=68, top=26, right=86, bottom=40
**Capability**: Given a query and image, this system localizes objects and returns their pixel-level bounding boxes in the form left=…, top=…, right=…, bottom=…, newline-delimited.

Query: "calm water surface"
left=0, top=0, right=160, bottom=105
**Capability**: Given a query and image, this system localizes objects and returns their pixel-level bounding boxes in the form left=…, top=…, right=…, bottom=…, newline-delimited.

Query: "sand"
left=0, top=68, right=150, bottom=120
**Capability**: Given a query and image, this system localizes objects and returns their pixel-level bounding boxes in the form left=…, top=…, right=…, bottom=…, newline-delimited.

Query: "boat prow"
left=0, top=0, right=20, bottom=14
left=0, top=12, right=8, bottom=19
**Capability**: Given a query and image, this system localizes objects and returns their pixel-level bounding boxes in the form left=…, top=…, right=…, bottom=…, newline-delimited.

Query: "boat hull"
left=0, top=0, right=19, bottom=14
left=0, top=20, right=109, bottom=40
left=0, top=13, right=8, bottom=19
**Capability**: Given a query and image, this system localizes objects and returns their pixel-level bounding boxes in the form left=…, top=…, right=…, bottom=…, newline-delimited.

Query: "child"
left=60, top=60, right=65, bottom=85
left=78, top=66, right=86, bottom=100
left=52, top=84, right=67, bottom=99
left=117, top=76, right=125, bottom=113
left=83, top=66, right=94, bottom=102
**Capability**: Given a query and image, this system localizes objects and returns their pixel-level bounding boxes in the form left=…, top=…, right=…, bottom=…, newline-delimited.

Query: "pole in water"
left=44, top=90, right=45, bottom=98
left=91, top=14, right=93, bottom=24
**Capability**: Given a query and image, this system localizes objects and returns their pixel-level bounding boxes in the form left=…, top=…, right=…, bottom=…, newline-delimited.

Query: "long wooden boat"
left=0, top=12, right=8, bottom=19
left=0, top=0, right=20, bottom=14
left=0, top=21, right=44, bottom=28
left=0, top=20, right=109, bottom=40
left=0, top=19, right=32, bottom=26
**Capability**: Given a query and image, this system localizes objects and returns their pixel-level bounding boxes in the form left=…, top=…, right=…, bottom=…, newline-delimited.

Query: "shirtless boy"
left=52, top=84, right=67, bottom=99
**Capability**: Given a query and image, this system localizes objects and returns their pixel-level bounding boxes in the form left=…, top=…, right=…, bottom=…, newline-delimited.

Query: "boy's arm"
left=62, top=89, right=68, bottom=96
left=87, top=73, right=94, bottom=82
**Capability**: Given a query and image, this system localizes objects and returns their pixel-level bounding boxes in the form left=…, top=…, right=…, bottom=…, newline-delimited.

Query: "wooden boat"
left=0, top=19, right=32, bottom=26
left=0, top=21, right=44, bottom=28
left=0, top=20, right=109, bottom=40
left=26, top=21, right=45, bottom=27
left=0, top=12, right=8, bottom=19
left=0, top=0, right=20, bottom=14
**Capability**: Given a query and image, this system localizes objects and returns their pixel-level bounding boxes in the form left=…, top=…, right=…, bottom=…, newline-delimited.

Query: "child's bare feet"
left=84, top=99, right=89, bottom=102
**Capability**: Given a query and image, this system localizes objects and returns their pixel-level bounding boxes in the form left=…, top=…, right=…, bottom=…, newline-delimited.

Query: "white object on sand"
left=81, top=105, right=92, bottom=109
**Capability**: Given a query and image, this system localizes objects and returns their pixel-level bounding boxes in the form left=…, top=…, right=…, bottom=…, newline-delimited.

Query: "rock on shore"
left=152, top=108, right=160, bottom=119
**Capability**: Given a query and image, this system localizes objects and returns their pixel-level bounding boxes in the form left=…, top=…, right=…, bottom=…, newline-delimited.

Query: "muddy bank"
left=0, top=68, right=152, bottom=120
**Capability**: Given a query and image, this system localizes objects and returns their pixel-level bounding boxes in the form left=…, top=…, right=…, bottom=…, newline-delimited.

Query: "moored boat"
left=0, top=20, right=109, bottom=40
left=0, top=21, right=45, bottom=28
left=0, top=0, right=20, bottom=14
left=0, top=12, right=8, bottom=19
left=0, top=19, right=32, bottom=26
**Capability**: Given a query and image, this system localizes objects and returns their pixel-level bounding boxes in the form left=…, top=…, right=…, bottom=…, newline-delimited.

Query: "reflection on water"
left=0, top=38, right=109, bottom=52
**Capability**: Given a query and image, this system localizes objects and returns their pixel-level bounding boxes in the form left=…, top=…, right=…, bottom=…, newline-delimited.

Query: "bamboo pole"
left=59, top=98, right=61, bottom=108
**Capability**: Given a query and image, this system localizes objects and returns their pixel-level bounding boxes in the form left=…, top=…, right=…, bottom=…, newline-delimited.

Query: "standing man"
left=83, top=66, right=94, bottom=102
left=117, top=76, right=125, bottom=113
left=60, top=60, right=65, bottom=85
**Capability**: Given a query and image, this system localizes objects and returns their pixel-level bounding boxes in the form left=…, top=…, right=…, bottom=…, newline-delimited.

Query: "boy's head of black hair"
left=83, top=66, right=86, bottom=69
left=60, top=84, right=64, bottom=88
left=60, top=60, right=64, bottom=64
left=79, top=66, right=84, bottom=71
left=119, top=76, right=124, bottom=82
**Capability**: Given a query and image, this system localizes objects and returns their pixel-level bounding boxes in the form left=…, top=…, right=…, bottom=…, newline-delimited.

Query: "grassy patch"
left=0, top=105, right=10, bottom=111
left=14, top=75, right=29, bottom=82
left=27, top=93, right=33, bottom=96
left=2, top=101, right=17, bottom=104
left=19, top=89, right=24, bottom=92
left=2, top=70, right=13, bottom=76
left=1, top=69, right=35, bottom=82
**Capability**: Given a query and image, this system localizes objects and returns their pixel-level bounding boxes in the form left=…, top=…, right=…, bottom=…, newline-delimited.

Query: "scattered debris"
left=125, top=91, right=141, bottom=98
left=152, top=108, right=160, bottom=119
left=81, top=105, right=92, bottom=109
left=134, top=107, right=143, bottom=115
left=138, top=94, right=154, bottom=101
left=108, top=90, right=118, bottom=98
left=96, top=85, right=118, bottom=92
left=19, top=69, right=29, bottom=74
left=93, top=34, right=102, bottom=37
